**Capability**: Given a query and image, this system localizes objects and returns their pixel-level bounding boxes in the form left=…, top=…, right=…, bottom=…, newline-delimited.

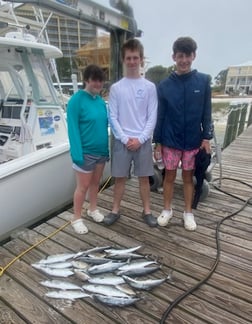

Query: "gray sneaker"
left=103, top=212, right=120, bottom=225
left=142, top=212, right=157, bottom=227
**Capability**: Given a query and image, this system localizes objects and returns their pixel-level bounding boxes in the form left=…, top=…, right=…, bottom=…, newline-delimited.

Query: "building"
left=14, top=3, right=97, bottom=80
left=225, top=61, right=252, bottom=95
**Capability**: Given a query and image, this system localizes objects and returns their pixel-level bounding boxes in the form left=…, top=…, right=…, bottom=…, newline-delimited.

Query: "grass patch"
left=212, top=101, right=230, bottom=113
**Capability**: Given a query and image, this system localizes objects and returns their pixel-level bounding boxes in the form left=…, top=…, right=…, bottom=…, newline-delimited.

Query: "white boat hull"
left=0, top=143, right=75, bottom=241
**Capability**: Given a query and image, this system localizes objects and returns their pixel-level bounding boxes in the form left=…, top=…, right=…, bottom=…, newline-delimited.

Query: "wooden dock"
left=1, top=126, right=252, bottom=324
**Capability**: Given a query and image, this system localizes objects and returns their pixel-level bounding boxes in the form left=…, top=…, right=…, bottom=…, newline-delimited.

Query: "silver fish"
left=93, top=294, right=141, bottom=307
left=74, top=269, right=90, bottom=281
left=87, top=274, right=125, bottom=286
left=40, top=261, right=73, bottom=269
left=45, top=290, right=90, bottom=300
left=88, top=260, right=127, bottom=275
left=118, top=260, right=157, bottom=271
left=107, top=252, right=143, bottom=260
left=82, top=284, right=131, bottom=298
left=105, top=245, right=142, bottom=255
left=75, top=256, right=111, bottom=265
left=122, top=275, right=167, bottom=290
left=74, top=246, right=112, bottom=258
left=32, top=264, right=74, bottom=277
left=71, top=260, right=89, bottom=270
left=116, top=265, right=161, bottom=277
left=115, top=284, right=136, bottom=296
left=38, top=253, right=76, bottom=264
left=40, top=279, right=82, bottom=290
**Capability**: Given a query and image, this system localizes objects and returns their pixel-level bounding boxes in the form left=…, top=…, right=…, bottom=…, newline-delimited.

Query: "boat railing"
left=222, top=101, right=252, bottom=149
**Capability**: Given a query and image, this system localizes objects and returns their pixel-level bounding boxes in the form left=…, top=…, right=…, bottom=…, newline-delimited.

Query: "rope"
left=0, top=176, right=112, bottom=277
left=160, top=177, right=252, bottom=323
left=0, top=221, right=70, bottom=277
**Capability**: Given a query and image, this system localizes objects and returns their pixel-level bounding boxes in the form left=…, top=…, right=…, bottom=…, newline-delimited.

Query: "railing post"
left=237, top=103, right=248, bottom=136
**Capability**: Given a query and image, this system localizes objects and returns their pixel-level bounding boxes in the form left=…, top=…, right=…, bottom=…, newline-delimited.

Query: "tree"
left=55, top=57, right=78, bottom=82
left=213, top=69, right=228, bottom=92
left=145, top=65, right=175, bottom=85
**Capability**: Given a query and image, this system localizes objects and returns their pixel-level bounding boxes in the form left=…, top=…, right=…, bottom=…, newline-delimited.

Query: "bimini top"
left=0, top=32, right=63, bottom=59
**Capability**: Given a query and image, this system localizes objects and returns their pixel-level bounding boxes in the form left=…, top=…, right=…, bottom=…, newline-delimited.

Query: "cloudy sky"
left=95, top=0, right=252, bottom=80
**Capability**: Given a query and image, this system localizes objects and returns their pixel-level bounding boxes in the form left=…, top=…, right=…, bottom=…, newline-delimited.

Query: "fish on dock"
left=40, top=279, right=83, bottom=290
left=93, top=294, right=141, bottom=307
left=122, top=275, right=167, bottom=290
left=45, top=290, right=90, bottom=300
left=82, top=284, right=132, bottom=298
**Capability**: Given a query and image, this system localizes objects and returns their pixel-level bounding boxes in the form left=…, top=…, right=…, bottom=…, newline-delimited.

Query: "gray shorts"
left=73, top=154, right=109, bottom=173
left=111, top=139, right=154, bottom=177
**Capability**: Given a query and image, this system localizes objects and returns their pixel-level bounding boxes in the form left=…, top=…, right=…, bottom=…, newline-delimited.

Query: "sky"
left=95, top=0, right=252, bottom=80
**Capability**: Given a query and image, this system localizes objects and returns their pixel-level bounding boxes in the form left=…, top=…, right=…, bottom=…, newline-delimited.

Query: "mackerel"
left=74, top=269, right=91, bottom=281
left=38, top=253, right=76, bottom=264
left=75, top=256, right=111, bottom=265
left=93, top=294, right=141, bottom=307
left=40, top=279, right=82, bottom=290
left=45, top=290, right=90, bottom=300
left=82, top=284, right=131, bottom=297
left=71, top=260, right=89, bottom=270
left=40, top=261, right=72, bottom=269
left=74, top=246, right=112, bottom=258
left=122, top=275, right=167, bottom=290
left=105, top=245, right=142, bottom=255
left=88, top=260, right=127, bottom=275
left=115, top=284, right=136, bottom=296
left=32, top=264, right=74, bottom=277
left=107, top=252, right=143, bottom=260
left=116, top=265, right=161, bottom=277
left=117, top=260, right=157, bottom=271
left=87, top=274, right=125, bottom=286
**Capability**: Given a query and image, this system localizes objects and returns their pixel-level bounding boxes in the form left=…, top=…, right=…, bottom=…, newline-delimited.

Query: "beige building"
left=225, top=61, right=252, bottom=95
left=14, top=4, right=97, bottom=74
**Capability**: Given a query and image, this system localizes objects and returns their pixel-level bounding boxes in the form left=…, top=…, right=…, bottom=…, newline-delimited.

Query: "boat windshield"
left=22, top=51, right=58, bottom=105
left=0, top=51, right=58, bottom=106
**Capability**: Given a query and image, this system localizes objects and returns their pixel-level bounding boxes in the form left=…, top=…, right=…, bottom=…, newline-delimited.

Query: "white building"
left=225, top=61, right=252, bottom=95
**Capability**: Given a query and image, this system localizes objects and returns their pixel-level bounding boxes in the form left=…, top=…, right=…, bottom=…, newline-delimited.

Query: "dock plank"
left=0, top=125, right=252, bottom=323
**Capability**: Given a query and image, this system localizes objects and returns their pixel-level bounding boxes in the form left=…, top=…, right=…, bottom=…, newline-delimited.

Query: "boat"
left=0, top=28, right=77, bottom=241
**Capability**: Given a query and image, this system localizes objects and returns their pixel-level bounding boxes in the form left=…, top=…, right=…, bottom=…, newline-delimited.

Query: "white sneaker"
left=87, top=209, right=104, bottom=223
left=183, top=212, right=197, bottom=231
left=157, top=209, right=173, bottom=226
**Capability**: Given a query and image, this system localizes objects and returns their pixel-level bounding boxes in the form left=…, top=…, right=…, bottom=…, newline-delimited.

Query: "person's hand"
left=201, top=139, right=211, bottom=154
left=126, top=138, right=141, bottom=151
left=154, top=144, right=162, bottom=161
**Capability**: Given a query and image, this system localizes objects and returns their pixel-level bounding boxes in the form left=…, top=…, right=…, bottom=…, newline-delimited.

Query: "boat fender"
left=149, top=167, right=163, bottom=192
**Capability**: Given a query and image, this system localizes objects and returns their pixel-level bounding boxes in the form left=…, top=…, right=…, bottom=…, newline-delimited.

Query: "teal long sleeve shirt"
left=67, top=90, right=109, bottom=166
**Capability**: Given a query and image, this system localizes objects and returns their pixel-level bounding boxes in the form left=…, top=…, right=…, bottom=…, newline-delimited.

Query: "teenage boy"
left=153, top=37, right=213, bottom=231
left=105, top=38, right=158, bottom=227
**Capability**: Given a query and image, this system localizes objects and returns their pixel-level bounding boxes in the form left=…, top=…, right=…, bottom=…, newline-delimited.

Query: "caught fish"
left=40, top=279, right=82, bottom=290
left=82, top=284, right=131, bottom=298
left=74, top=246, right=112, bottom=258
left=115, top=284, right=136, bottom=296
left=87, top=274, right=125, bottom=286
left=117, top=260, right=157, bottom=271
left=74, top=269, right=91, bottom=281
left=38, top=253, right=76, bottom=265
left=75, top=256, right=111, bottom=265
left=107, top=252, right=143, bottom=260
left=88, top=260, right=127, bottom=275
left=71, top=260, right=89, bottom=270
left=40, top=261, right=73, bottom=269
left=45, top=290, right=90, bottom=300
left=122, top=275, right=167, bottom=290
left=116, top=266, right=161, bottom=277
left=93, top=294, right=141, bottom=307
left=105, top=245, right=142, bottom=255
left=32, top=264, right=74, bottom=277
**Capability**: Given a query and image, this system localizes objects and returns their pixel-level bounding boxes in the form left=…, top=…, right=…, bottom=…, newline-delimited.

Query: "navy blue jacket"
left=153, top=70, right=213, bottom=150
